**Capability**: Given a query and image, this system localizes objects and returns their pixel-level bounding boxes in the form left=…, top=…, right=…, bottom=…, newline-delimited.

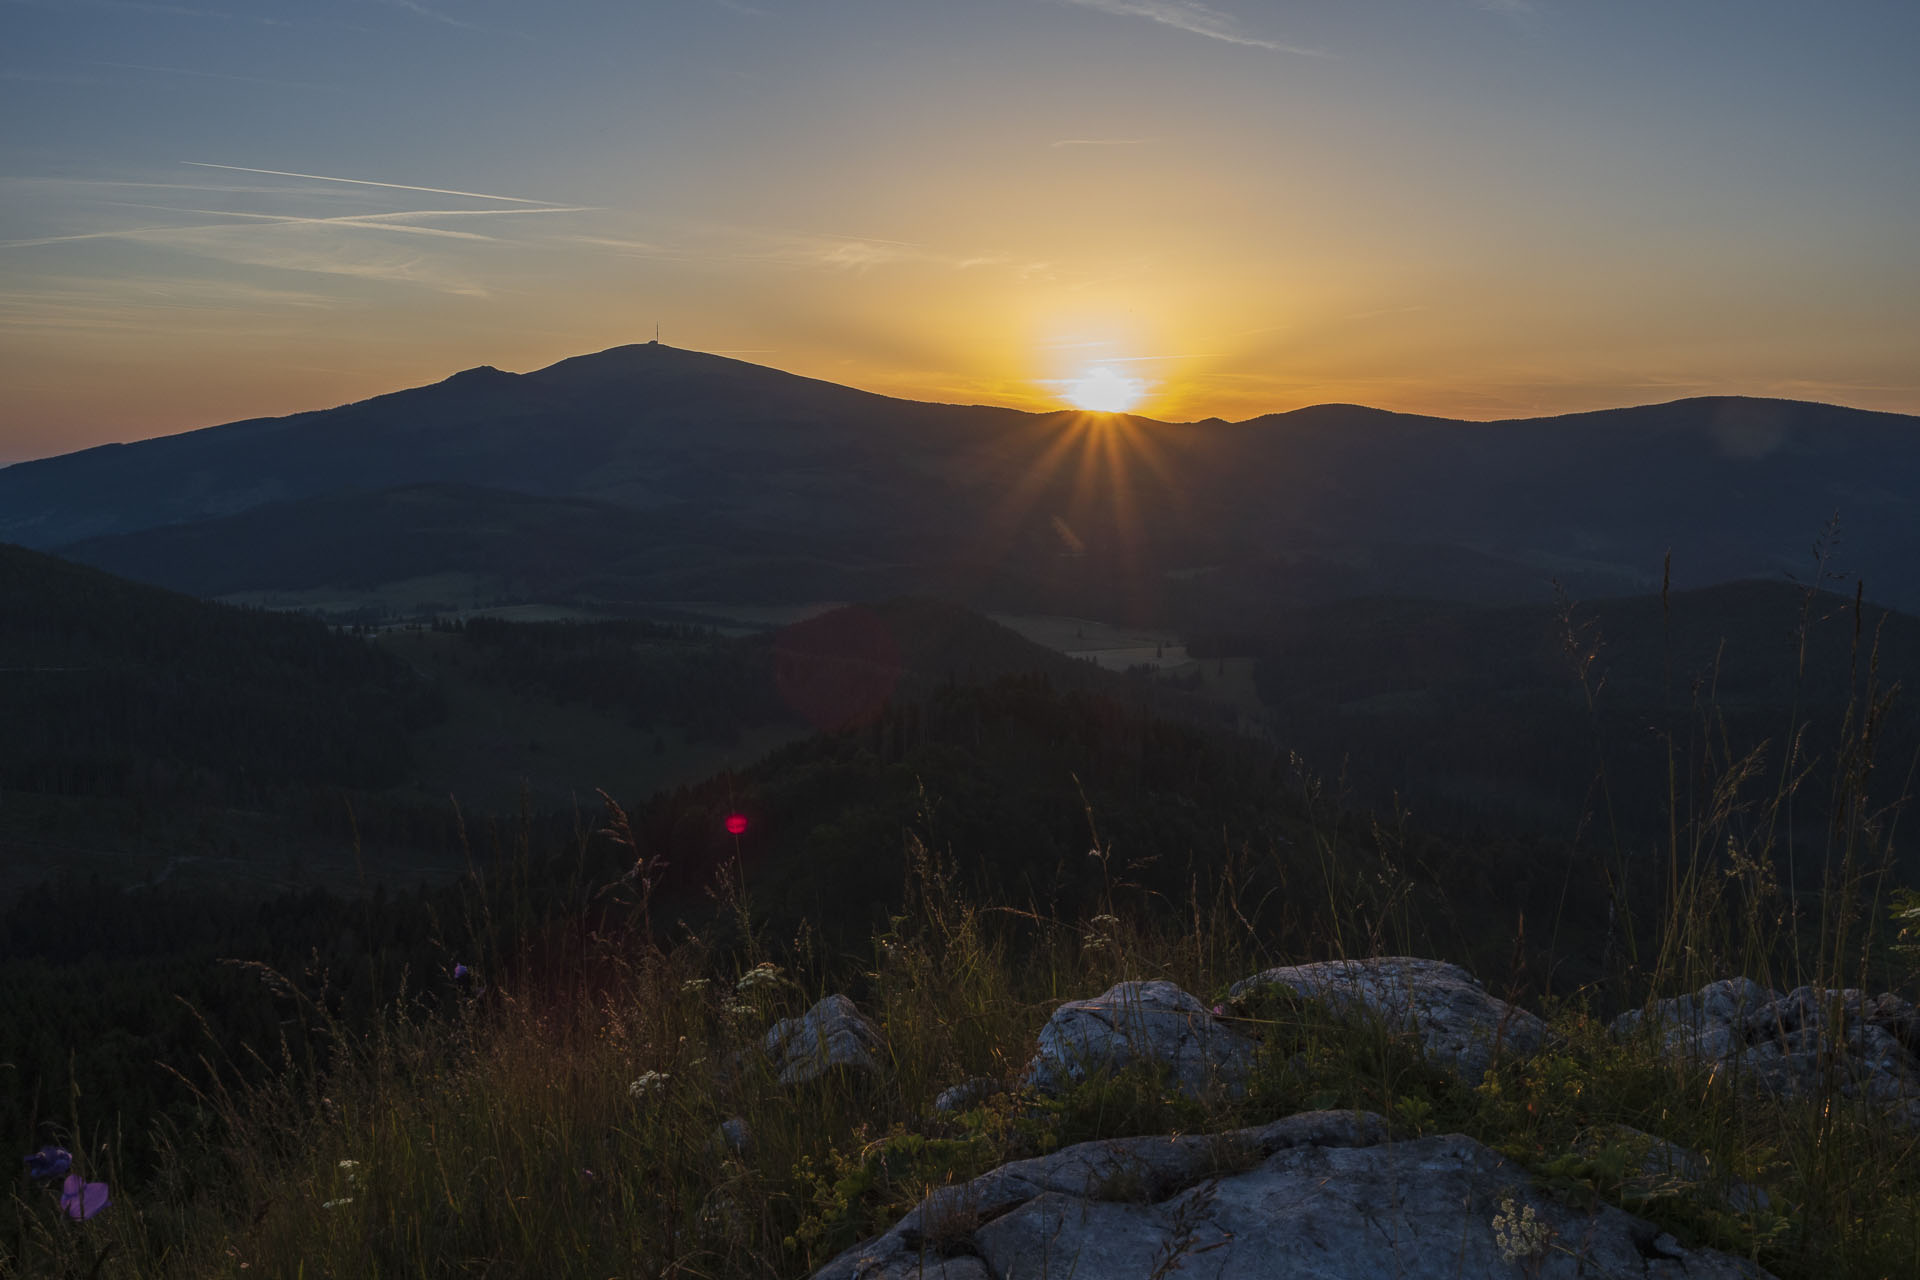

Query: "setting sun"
left=1064, top=366, right=1146, bottom=414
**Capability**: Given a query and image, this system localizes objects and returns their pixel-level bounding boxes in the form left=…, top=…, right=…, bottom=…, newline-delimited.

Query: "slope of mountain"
left=0, top=345, right=1022, bottom=548
left=9, top=343, right=1919, bottom=613
left=0, top=541, right=440, bottom=799
left=1218, top=578, right=1920, bottom=848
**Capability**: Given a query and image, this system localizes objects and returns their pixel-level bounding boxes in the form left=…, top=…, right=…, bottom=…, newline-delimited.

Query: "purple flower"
left=59, top=1173, right=110, bottom=1221
left=1211, top=1004, right=1226, bottom=1017
left=23, top=1146, right=72, bottom=1181
left=452, top=963, right=470, bottom=981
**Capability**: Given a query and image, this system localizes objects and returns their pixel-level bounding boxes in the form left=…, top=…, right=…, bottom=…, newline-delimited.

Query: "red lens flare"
left=724, top=814, right=749, bottom=836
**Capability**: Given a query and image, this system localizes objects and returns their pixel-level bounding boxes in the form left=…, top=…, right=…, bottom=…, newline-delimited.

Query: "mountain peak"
left=442, top=364, right=514, bottom=385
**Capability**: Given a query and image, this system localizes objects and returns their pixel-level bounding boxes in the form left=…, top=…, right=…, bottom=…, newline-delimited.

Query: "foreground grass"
left=7, top=829, right=1917, bottom=1280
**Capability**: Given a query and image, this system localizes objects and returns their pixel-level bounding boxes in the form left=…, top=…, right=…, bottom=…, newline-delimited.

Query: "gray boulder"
left=1615, top=980, right=1920, bottom=1123
left=718, top=1116, right=751, bottom=1155
left=812, top=1110, right=1774, bottom=1280
left=1230, top=956, right=1547, bottom=1079
left=1022, top=980, right=1255, bottom=1100
left=766, top=994, right=885, bottom=1087
left=932, top=1076, right=1003, bottom=1114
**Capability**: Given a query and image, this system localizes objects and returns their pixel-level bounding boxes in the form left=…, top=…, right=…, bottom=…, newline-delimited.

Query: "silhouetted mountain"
left=9, top=345, right=1919, bottom=613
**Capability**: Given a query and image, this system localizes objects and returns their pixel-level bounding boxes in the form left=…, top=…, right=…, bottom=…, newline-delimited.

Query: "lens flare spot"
left=724, top=813, right=749, bottom=836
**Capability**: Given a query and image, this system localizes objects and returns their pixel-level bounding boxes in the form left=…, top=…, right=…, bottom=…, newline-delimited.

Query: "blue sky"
left=4, top=0, right=1917, bottom=460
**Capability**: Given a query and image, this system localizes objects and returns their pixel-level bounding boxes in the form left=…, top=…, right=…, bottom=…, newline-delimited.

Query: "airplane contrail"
left=181, top=162, right=567, bottom=206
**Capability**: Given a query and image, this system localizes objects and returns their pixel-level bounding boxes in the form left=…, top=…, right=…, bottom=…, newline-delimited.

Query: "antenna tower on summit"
left=652, top=322, right=660, bottom=345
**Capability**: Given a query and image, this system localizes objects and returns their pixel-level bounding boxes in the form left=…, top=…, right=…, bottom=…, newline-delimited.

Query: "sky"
left=3, top=0, right=1918, bottom=462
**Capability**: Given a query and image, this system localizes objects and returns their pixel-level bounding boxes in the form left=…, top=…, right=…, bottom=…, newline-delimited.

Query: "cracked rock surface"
left=1021, top=980, right=1255, bottom=1100
left=1614, top=980, right=1920, bottom=1123
left=812, top=1110, right=1775, bottom=1280
left=1229, top=956, right=1547, bottom=1080
left=766, top=994, right=886, bottom=1087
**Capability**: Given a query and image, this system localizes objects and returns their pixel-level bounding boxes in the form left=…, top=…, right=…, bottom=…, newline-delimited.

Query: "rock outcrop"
left=767, top=994, right=886, bottom=1087
left=1614, top=980, right=1920, bottom=1123
left=1022, top=980, right=1255, bottom=1101
left=933, top=1077, right=1003, bottom=1114
left=812, top=1110, right=1776, bottom=1280
left=1229, top=956, right=1546, bottom=1079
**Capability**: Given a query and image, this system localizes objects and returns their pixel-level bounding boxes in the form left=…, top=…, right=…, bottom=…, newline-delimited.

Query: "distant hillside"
left=1217, top=579, right=1920, bottom=848
left=7, top=344, right=1918, bottom=614
left=0, top=543, right=440, bottom=801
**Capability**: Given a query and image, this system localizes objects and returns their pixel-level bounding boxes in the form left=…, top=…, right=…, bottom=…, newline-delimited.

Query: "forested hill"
left=0, top=542, right=441, bottom=800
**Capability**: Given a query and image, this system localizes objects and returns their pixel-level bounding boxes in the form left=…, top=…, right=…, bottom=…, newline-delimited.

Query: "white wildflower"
left=735, top=962, right=784, bottom=994
left=1492, top=1194, right=1551, bottom=1263
left=680, top=977, right=711, bottom=995
left=321, top=1197, right=353, bottom=1210
left=628, top=1069, right=671, bottom=1099
left=336, top=1159, right=361, bottom=1186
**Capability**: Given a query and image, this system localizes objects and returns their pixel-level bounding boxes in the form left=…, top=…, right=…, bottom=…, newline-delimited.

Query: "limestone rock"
left=766, top=994, right=885, bottom=1087
left=1615, top=980, right=1920, bottom=1122
left=1230, top=956, right=1546, bottom=1079
left=932, top=1076, right=1002, bottom=1114
left=811, top=1110, right=1774, bottom=1280
left=1022, top=980, right=1255, bottom=1100
left=718, top=1116, right=750, bottom=1155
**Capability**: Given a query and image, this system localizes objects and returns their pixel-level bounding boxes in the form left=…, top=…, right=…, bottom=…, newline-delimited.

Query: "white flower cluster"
left=1492, top=1194, right=1551, bottom=1263
left=628, top=1070, right=671, bottom=1099
left=1081, top=913, right=1122, bottom=953
left=337, top=1159, right=362, bottom=1186
left=735, top=962, right=785, bottom=994
left=680, top=977, right=711, bottom=995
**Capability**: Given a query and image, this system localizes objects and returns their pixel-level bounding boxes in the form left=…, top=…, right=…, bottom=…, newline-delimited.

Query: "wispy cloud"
left=370, top=0, right=480, bottom=32
left=562, top=234, right=686, bottom=260
left=181, top=162, right=568, bottom=207
left=4, top=217, right=485, bottom=292
left=1057, top=0, right=1326, bottom=56
left=0, top=275, right=343, bottom=333
left=2, top=205, right=588, bottom=248
left=767, top=232, right=1034, bottom=275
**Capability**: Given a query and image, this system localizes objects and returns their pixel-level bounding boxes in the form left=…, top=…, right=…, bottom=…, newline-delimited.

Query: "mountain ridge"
left=9, top=344, right=1920, bottom=614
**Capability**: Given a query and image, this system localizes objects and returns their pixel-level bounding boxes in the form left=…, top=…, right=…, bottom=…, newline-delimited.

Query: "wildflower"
left=629, top=1069, right=671, bottom=1099
left=736, top=962, right=784, bottom=994
left=680, top=977, right=711, bottom=995
left=1492, top=1194, right=1550, bottom=1263
left=1211, top=1004, right=1227, bottom=1017
left=724, top=1000, right=756, bottom=1019
left=59, top=1173, right=110, bottom=1221
left=452, top=963, right=471, bottom=982
left=320, top=1197, right=353, bottom=1211
left=23, top=1146, right=72, bottom=1181
left=337, top=1159, right=361, bottom=1186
